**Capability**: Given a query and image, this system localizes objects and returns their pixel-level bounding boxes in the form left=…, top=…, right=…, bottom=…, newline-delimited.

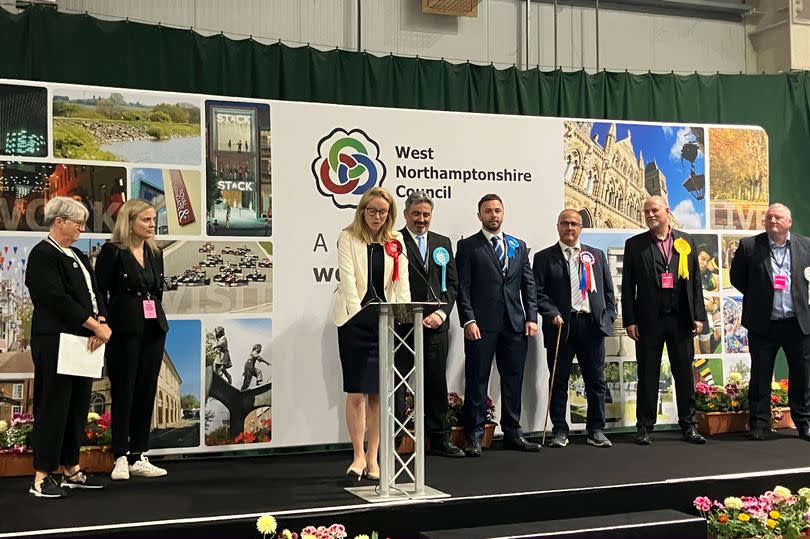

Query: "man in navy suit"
left=456, top=194, right=539, bottom=457
left=533, top=209, right=616, bottom=448
left=621, top=196, right=707, bottom=445
left=730, top=203, right=810, bottom=441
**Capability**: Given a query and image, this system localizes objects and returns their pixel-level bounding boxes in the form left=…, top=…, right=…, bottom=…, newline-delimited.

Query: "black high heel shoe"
left=362, top=468, right=380, bottom=481
left=345, top=466, right=364, bottom=481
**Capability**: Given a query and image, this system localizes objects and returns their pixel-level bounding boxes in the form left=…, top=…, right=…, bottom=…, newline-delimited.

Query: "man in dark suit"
left=456, top=193, right=539, bottom=457
left=395, top=191, right=464, bottom=458
left=533, top=209, right=617, bottom=448
left=621, top=195, right=707, bottom=445
left=729, top=203, right=810, bottom=441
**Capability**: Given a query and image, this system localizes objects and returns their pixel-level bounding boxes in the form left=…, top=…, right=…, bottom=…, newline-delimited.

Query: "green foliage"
left=52, top=120, right=119, bottom=160
left=204, top=330, right=218, bottom=367
left=153, top=103, right=190, bottom=123
left=149, top=111, right=172, bottom=123
left=52, top=100, right=81, bottom=117
left=147, top=125, right=169, bottom=139
left=181, top=394, right=200, bottom=409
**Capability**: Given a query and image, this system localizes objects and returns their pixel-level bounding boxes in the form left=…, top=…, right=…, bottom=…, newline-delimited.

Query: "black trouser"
left=546, top=313, right=607, bottom=434
left=31, top=334, right=93, bottom=473
left=635, top=312, right=696, bottom=431
left=107, top=321, right=166, bottom=458
left=395, top=325, right=451, bottom=444
left=748, top=318, right=810, bottom=431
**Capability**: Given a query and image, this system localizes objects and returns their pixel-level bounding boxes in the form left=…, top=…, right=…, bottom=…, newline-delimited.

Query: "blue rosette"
left=505, top=235, right=519, bottom=258
left=432, top=247, right=450, bottom=292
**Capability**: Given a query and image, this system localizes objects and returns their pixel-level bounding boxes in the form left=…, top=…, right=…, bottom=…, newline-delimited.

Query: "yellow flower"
left=738, top=513, right=750, bottom=522
left=0, top=420, right=7, bottom=433
left=769, top=510, right=781, bottom=519
left=355, top=535, right=370, bottom=539
left=799, top=487, right=810, bottom=500
left=87, top=412, right=100, bottom=422
left=303, top=536, right=317, bottom=539
left=767, top=519, right=777, bottom=529
left=256, top=515, right=277, bottom=535
left=731, top=400, right=738, bottom=407
left=728, top=372, right=743, bottom=383
left=772, top=381, right=782, bottom=391
left=773, top=486, right=792, bottom=499
left=707, top=402, right=716, bottom=409
left=281, top=530, right=292, bottom=539
left=723, top=497, right=743, bottom=510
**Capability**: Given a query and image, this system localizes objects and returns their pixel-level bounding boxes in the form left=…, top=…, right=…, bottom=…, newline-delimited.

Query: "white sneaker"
left=111, top=456, right=130, bottom=481
left=129, top=455, right=167, bottom=478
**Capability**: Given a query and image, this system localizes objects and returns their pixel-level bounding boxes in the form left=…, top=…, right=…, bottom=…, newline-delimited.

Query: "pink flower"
left=694, top=496, right=712, bottom=512
left=724, top=383, right=739, bottom=397
left=301, top=526, right=317, bottom=535
left=696, top=382, right=713, bottom=395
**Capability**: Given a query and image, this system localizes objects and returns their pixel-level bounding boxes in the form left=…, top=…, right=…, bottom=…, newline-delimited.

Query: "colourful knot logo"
left=312, top=128, right=386, bottom=208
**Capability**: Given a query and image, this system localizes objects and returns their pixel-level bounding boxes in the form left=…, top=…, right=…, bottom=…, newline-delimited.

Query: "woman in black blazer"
left=95, top=198, right=169, bottom=481
left=25, top=197, right=111, bottom=498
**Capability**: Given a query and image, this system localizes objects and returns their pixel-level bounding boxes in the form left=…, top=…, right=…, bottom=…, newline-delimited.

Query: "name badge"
left=661, top=273, right=674, bottom=289
left=773, top=275, right=788, bottom=290
left=143, top=300, right=157, bottom=319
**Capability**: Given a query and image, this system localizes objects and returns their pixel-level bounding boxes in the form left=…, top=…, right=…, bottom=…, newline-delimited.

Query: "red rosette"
left=385, top=238, right=403, bottom=281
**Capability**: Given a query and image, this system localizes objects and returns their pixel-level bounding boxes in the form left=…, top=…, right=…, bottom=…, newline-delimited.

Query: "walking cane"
left=541, top=322, right=564, bottom=447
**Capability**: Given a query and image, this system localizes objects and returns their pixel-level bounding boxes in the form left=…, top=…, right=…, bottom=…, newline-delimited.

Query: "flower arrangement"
left=445, top=392, right=497, bottom=426
left=695, top=376, right=748, bottom=413
left=694, top=485, right=810, bottom=538
left=771, top=379, right=790, bottom=425
left=256, top=515, right=380, bottom=539
left=83, top=412, right=112, bottom=448
left=206, top=418, right=272, bottom=446
left=0, top=413, right=34, bottom=453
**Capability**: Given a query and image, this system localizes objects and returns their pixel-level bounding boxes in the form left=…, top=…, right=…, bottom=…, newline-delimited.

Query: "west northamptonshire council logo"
left=312, top=128, right=386, bottom=209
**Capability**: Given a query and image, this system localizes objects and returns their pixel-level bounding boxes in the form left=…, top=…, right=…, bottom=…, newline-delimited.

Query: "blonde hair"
left=344, top=187, right=397, bottom=244
left=111, top=198, right=159, bottom=253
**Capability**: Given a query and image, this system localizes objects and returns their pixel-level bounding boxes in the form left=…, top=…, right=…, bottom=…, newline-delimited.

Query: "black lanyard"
left=770, top=242, right=789, bottom=272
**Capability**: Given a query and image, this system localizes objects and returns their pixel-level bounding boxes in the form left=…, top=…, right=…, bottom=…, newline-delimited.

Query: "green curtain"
left=1, top=7, right=807, bottom=232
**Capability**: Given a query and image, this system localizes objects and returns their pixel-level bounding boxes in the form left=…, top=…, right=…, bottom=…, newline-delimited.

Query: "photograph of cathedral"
left=563, top=121, right=707, bottom=229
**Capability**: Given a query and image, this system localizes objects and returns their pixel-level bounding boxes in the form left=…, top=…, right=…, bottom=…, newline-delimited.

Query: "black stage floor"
left=2, top=430, right=810, bottom=538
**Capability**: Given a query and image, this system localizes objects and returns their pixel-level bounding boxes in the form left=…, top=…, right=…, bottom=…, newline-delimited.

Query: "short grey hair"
left=43, top=197, right=89, bottom=227
left=404, top=191, right=434, bottom=211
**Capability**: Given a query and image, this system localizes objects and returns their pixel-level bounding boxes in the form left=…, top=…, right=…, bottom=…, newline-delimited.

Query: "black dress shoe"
left=799, top=427, right=810, bottom=440
left=750, top=428, right=766, bottom=441
left=634, top=428, right=651, bottom=445
left=503, top=436, right=541, bottom=452
left=431, top=441, right=465, bottom=458
left=464, top=439, right=482, bottom=457
left=683, top=427, right=706, bottom=444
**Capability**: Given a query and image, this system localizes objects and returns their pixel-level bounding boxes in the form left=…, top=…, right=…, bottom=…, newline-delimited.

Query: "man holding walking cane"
left=533, top=209, right=617, bottom=448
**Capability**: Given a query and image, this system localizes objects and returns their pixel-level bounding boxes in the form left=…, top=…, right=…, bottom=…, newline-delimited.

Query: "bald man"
left=533, top=209, right=617, bottom=448
left=730, top=203, right=810, bottom=441
left=621, top=196, right=707, bottom=445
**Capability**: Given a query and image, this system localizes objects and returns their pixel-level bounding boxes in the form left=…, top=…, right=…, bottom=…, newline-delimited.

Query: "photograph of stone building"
left=563, top=121, right=707, bottom=229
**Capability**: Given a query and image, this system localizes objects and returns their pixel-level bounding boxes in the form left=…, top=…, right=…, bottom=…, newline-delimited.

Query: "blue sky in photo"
left=579, top=231, right=635, bottom=254
left=131, top=167, right=164, bottom=194
left=590, top=122, right=706, bottom=229
left=165, top=319, right=202, bottom=397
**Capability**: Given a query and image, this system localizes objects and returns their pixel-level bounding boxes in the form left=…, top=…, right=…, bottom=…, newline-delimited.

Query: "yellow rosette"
left=674, top=237, right=691, bottom=279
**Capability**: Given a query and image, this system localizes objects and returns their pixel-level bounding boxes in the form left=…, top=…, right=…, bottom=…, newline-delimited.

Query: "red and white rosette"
left=385, top=238, right=403, bottom=282
left=579, top=250, right=597, bottom=298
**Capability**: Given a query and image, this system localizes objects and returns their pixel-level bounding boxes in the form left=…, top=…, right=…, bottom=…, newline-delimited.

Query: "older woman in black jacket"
left=25, top=196, right=112, bottom=498
left=95, top=198, right=169, bottom=481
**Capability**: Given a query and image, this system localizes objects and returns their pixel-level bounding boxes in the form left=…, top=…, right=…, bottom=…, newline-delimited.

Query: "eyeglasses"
left=61, top=217, right=86, bottom=230
left=558, top=221, right=582, bottom=229
left=365, top=207, right=389, bottom=218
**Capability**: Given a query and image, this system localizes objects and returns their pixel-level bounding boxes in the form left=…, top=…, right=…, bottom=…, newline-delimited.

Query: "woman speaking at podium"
left=331, top=186, right=410, bottom=482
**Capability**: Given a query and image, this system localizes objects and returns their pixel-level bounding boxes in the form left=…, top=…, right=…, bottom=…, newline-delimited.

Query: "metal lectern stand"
left=346, top=301, right=450, bottom=502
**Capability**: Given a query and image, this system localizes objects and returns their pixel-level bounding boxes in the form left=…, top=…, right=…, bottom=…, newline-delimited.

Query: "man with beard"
left=621, top=195, right=707, bottom=445
left=456, top=194, right=539, bottom=457
left=395, top=192, right=464, bottom=457
left=730, top=203, right=810, bottom=441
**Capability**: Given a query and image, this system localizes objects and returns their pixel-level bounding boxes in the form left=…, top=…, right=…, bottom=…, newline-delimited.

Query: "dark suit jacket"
left=25, top=239, right=107, bottom=337
left=456, top=231, right=538, bottom=333
left=533, top=243, right=617, bottom=346
left=94, top=242, right=168, bottom=336
left=400, top=227, right=458, bottom=331
left=621, top=229, right=707, bottom=333
left=729, top=232, right=810, bottom=335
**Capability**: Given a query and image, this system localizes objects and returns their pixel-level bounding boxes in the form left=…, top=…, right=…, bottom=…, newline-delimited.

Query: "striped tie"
left=566, top=247, right=583, bottom=312
left=492, top=236, right=506, bottom=274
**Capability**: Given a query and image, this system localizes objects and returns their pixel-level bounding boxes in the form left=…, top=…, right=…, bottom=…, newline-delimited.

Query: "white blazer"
left=331, top=229, right=411, bottom=326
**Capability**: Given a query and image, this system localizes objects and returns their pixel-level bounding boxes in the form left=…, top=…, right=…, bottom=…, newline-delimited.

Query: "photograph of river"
left=51, top=87, right=201, bottom=165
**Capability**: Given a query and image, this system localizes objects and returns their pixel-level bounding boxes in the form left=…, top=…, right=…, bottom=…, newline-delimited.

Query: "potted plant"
left=398, top=391, right=497, bottom=452
left=695, top=374, right=748, bottom=435
left=694, top=485, right=810, bottom=538
left=0, top=413, right=35, bottom=477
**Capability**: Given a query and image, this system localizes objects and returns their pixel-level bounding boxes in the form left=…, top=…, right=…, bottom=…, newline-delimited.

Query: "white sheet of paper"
left=57, top=333, right=105, bottom=378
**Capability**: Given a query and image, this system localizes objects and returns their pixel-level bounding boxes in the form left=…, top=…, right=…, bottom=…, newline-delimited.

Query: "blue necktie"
left=416, top=234, right=427, bottom=265
left=491, top=236, right=506, bottom=274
